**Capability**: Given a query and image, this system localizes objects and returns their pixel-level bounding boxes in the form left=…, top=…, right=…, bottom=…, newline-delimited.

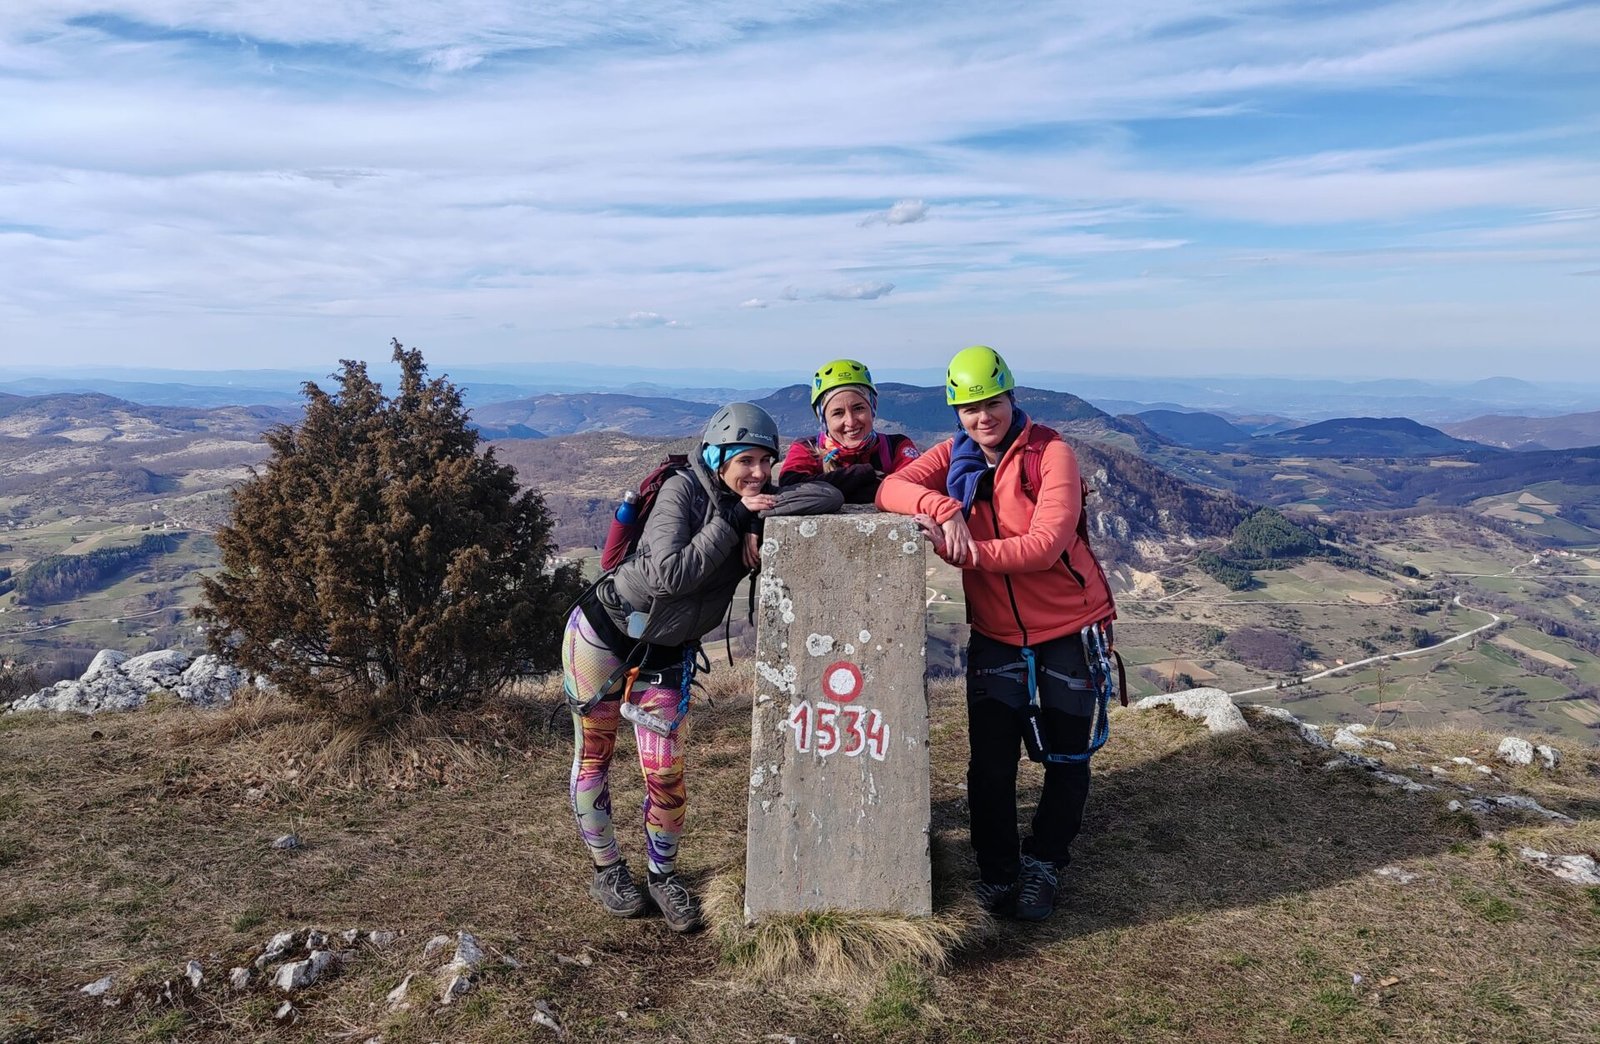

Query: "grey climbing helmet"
left=701, top=402, right=780, bottom=463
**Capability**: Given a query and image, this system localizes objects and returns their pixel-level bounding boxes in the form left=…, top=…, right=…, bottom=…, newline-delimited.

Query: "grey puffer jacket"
left=595, top=455, right=842, bottom=648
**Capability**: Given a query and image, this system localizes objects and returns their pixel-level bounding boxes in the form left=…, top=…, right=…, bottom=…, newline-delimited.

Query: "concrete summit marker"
left=745, top=511, right=932, bottom=919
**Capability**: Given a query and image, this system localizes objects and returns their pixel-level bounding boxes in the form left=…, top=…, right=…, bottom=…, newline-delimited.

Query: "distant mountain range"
left=1136, top=409, right=1494, bottom=458
left=474, top=382, right=1161, bottom=449
left=0, top=392, right=296, bottom=441
left=1441, top=410, right=1600, bottom=452
left=8, top=364, right=1600, bottom=423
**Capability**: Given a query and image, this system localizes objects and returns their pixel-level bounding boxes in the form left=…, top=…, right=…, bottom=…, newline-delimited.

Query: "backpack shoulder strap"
left=1018, top=424, right=1062, bottom=502
left=876, top=434, right=895, bottom=474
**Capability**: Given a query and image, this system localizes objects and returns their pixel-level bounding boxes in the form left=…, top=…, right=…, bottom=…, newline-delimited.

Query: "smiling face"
left=821, top=388, right=875, bottom=448
left=956, top=394, right=1015, bottom=460
left=719, top=447, right=775, bottom=495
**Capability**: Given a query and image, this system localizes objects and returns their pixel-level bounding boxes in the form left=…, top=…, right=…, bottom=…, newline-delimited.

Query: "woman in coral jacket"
left=876, top=345, right=1116, bottom=922
left=779, top=358, right=919, bottom=503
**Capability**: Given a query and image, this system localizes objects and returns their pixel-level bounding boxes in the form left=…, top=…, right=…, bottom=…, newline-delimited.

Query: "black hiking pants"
left=966, top=630, right=1094, bottom=885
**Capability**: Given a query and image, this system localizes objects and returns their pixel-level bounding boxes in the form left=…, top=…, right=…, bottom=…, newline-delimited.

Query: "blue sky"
left=1, top=0, right=1597, bottom=380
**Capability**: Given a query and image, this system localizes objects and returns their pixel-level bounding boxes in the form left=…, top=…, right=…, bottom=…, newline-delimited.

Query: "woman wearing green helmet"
left=778, top=358, right=920, bottom=503
left=877, top=346, right=1117, bottom=922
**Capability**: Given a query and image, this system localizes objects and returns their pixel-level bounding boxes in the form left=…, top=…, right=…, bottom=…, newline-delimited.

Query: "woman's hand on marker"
left=913, top=514, right=948, bottom=555
left=940, top=514, right=977, bottom=567
left=741, top=493, right=779, bottom=515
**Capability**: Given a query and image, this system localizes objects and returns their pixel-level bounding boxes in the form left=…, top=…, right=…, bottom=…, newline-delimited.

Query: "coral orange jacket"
left=875, top=421, right=1116, bottom=647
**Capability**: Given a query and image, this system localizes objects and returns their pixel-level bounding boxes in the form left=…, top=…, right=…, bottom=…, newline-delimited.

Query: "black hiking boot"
left=646, top=871, right=702, bottom=933
left=974, top=878, right=1019, bottom=918
left=1015, top=854, right=1060, bottom=921
left=590, top=860, right=647, bottom=918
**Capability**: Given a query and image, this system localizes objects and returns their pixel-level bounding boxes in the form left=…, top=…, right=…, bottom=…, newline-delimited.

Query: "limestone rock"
left=272, top=950, right=334, bottom=992
left=1487, top=794, right=1573, bottom=821
left=174, top=654, right=249, bottom=707
left=7, top=647, right=243, bottom=714
left=122, top=650, right=193, bottom=691
left=228, top=967, right=252, bottom=990
left=1373, top=866, right=1418, bottom=884
left=1496, top=736, right=1534, bottom=767
left=1535, top=744, right=1561, bottom=770
left=256, top=930, right=299, bottom=968
left=437, top=932, right=485, bottom=1005
left=184, top=960, right=203, bottom=990
left=274, top=1001, right=298, bottom=1023
left=1134, top=689, right=1247, bottom=733
left=271, top=834, right=301, bottom=851
left=386, top=972, right=415, bottom=1011
left=367, top=930, right=398, bottom=948
left=421, top=934, right=452, bottom=960
left=1372, top=771, right=1435, bottom=793
left=1520, top=847, right=1600, bottom=886
left=1248, top=705, right=1330, bottom=748
left=80, top=975, right=114, bottom=998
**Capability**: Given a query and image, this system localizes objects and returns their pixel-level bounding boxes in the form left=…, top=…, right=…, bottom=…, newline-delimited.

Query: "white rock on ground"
left=255, top=930, right=299, bottom=968
left=184, top=960, right=203, bottom=990
left=121, top=650, right=192, bottom=691
left=272, top=950, right=335, bottom=992
left=438, top=931, right=486, bottom=1004
left=1520, top=847, right=1600, bottom=886
left=421, top=934, right=453, bottom=960
left=367, top=930, right=398, bottom=948
left=1133, top=688, right=1247, bottom=733
left=1497, top=736, right=1535, bottom=767
left=174, top=654, right=250, bottom=707
left=1373, top=866, right=1418, bottom=884
left=80, top=976, right=114, bottom=998
left=271, top=834, right=301, bottom=850
left=228, top=967, right=252, bottom=990
left=386, top=973, right=416, bottom=1012
left=274, top=1001, right=298, bottom=1023
left=1248, top=705, right=1331, bottom=748
left=7, top=648, right=247, bottom=714
left=1535, top=744, right=1561, bottom=770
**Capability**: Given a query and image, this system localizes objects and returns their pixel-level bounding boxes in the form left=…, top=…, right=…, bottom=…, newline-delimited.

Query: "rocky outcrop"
left=6, top=649, right=250, bottom=714
left=1133, top=688, right=1248, bottom=733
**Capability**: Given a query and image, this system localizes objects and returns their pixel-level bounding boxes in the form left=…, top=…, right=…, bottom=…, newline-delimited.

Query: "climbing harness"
left=976, top=620, right=1124, bottom=764
left=617, top=642, right=708, bottom=738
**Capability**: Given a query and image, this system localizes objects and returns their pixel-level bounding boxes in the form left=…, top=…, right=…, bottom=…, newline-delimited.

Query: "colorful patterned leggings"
left=563, top=607, right=688, bottom=874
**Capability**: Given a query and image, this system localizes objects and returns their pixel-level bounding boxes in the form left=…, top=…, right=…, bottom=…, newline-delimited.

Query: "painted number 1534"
left=787, top=699, right=889, bottom=761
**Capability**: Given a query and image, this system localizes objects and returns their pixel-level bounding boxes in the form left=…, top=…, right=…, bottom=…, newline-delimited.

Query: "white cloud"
left=818, top=281, right=895, bottom=301
left=604, top=311, right=683, bottom=329
left=0, top=1, right=1596, bottom=375
left=859, top=199, right=928, bottom=227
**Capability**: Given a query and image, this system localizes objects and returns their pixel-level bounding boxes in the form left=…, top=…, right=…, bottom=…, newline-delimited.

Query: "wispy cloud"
left=817, top=281, right=895, bottom=301
left=604, top=310, right=684, bottom=329
left=0, top=1, right=1596, bottom=376
left=859, top=199, right=929, bottom=227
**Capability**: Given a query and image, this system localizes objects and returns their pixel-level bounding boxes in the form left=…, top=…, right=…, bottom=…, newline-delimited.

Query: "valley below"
left=3, top=389, right=1600, bottom=743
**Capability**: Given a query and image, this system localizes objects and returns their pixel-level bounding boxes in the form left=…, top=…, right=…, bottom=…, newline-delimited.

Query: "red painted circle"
left=822, top=661, right=864, bottom=703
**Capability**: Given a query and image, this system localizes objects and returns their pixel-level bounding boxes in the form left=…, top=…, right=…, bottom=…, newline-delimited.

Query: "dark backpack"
left=599, top=454, right=691, bottom=572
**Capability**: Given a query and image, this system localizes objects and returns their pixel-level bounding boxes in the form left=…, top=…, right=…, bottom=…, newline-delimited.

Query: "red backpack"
left=599, top=454, right=691, bottom=572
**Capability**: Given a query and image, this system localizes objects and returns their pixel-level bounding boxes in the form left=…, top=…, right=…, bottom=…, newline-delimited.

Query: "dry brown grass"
left=2, top=671, right=1598, bottom=1044
left=704, top=853, right=988, bottom=988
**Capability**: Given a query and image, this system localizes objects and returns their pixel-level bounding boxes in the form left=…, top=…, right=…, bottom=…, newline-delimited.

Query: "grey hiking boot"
left=1015, top=854, right=1060, bottom=921
left=646, top=872, right=702, bottom=933
left=974, top=878, right=1019, bottom=917
left=590, top=860, right=647, bottom=918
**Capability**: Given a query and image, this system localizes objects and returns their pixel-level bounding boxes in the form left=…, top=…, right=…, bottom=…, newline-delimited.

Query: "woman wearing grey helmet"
left=563, top=402, right=840, bottom=931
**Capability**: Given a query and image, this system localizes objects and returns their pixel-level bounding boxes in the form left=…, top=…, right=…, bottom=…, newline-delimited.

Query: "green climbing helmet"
left=945, top=345, right=1016, bottom=405
left=810, top=358, right=877, bottom=413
